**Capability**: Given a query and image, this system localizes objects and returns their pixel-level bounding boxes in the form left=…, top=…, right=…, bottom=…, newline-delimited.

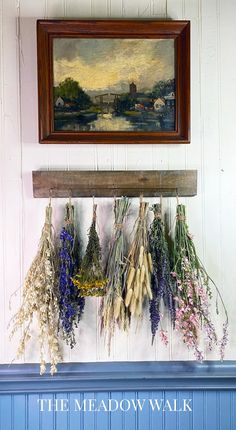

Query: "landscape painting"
left=53, top=38, right=175, bottom=132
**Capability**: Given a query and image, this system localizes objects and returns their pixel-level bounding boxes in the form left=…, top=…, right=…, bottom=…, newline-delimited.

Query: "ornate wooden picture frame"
left=37, top=20, right=190, bottom=144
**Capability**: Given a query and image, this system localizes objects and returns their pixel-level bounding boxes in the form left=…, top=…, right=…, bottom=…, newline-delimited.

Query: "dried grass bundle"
left=100, top=197, right=130, bottom=348
left=124, top=200, right=153, bottom=318
left=10, top=204, right=61, bottom=375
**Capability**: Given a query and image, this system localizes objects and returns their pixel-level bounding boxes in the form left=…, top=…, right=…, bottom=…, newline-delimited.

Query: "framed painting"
left=37, top=20, right=190, bottom=144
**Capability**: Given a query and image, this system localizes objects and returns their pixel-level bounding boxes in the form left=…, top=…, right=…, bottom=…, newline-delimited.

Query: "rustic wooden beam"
left=32, top=170, right=197, bottom=198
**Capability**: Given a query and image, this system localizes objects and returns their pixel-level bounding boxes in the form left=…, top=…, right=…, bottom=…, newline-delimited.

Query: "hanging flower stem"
left=124, top=200, right=153, bottom=318
left=59, top=201, right=85, bottom=348
left=100, top=197, right=130, bottom=349
left=149, top=203, right=175, bottom=345
left=173, top=204, right=228, bottom=361
left=72, top=204, right=107, bottom=297
left=10, top=204, right=61, bottom=375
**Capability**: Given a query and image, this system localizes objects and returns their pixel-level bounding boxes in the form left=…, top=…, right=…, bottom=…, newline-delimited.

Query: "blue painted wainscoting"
left=0, top=361, right=236, bottom=430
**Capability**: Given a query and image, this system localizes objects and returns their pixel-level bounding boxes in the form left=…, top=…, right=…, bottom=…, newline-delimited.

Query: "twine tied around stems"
left=93, top=203, right=97, bottom=221
left=176, top=214, right=186, bottom=221
left=115, top=223, right=123, bottom=230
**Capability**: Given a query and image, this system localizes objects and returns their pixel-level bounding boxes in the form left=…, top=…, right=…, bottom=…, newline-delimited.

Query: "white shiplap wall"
left=0, top=0, right=236, bottom=364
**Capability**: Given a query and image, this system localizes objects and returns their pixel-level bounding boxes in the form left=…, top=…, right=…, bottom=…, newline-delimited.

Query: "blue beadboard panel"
left=0, top=390, right=236, bottom=430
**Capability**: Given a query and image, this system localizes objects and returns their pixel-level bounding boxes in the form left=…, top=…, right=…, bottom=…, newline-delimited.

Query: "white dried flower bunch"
left=10, top=204, right=61, bottom=375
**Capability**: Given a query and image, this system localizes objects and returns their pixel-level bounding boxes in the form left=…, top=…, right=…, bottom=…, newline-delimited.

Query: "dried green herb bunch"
left=100, top=197, right=130, bottom=349
left=10, top=204, right=61, bottom=375
left=72, top=204, right=107, bottom=297
left=173, top=204, right=228, bottom=361
left=124, top=200, right=153, bottom=318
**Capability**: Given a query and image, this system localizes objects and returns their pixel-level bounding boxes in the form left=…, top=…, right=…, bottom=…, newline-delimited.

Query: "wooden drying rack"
left=32, top=170, right=197, bottom=198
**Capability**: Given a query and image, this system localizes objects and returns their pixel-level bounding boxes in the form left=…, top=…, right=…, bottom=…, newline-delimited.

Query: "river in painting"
left=54, top=111, right=175, bottom=132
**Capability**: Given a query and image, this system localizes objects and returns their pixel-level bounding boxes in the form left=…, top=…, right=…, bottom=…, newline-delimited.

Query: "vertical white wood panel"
left=152, top=0, right=167, bottom=17
left=184, top=0, right=204, bottom=259
left=122, top=0, right=150, bottom=17
left=46, top=0, right=65, bottom=17
left=218, top=0, right=236, bottom=359
left=1, top=0, right=23, bottom=363
left=66, top=0, right=92, bottom=17
left=110, top=0, right=123, bottom=16
left=200, top=0, right=222, bottom=360
left=0, top=0, right=5, bottom=363
left=91, top=0, right=108, bottom=17
left=20, top=0, right=48, bottom=364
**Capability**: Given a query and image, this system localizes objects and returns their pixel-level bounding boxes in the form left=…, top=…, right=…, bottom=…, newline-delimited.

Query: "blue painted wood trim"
left=0, top=361, right=236, bottom=394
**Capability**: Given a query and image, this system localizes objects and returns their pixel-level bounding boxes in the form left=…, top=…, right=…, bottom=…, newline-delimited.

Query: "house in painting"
left=55, top=96, right=64, bottom=107
left=153, top=98, right=166, bottom=111
left=164, top=92, right=175, bottom=108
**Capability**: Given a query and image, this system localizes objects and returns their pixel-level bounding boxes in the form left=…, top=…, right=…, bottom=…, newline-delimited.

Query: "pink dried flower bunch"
left=174, top=257, right=217, bottom=361
left=173, top=204, right=228, bottom=361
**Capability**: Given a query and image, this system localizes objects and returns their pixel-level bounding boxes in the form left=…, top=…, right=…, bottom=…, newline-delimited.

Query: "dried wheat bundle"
left=10, top=204, right=61, bottom=375
left=124, top=200, right=153, bottom=318
left=100, top=197, right=130, bottom=349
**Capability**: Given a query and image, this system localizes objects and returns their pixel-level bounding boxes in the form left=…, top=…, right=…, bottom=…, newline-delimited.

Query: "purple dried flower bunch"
left=149, top=203, right=175, bottom=345
left=59, top=202, right=85, bottom=348
left=172, top=204, right=228, bottom=361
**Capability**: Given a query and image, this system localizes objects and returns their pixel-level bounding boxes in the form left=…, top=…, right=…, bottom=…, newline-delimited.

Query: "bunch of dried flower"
left=10, top=204, right=61, bottom=375
left=72, top=204, right=107, bottom=297
left=149, top=203, right=175, bottom=345
left=173, top=204, right=228, bottom=361
left=58, top=201, right=85, bottom=348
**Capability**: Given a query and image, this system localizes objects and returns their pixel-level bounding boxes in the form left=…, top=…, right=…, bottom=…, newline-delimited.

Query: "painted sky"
left=53, top=38, right=175, bottom=93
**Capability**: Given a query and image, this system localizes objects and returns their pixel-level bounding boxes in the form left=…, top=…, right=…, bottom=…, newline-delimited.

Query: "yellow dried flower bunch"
left=72, top=277, right=107, bottom=297
left=124, top=201, right=153, bottom=317
left=72, top=204, right=107, bottom=297
left=10, top=204, right=61, bottom=375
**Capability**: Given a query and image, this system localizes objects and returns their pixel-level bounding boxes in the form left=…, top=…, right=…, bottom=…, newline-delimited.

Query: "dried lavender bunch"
left=10, top=204, right=61, bottom=375
left=149, top=204, right=175, bottom=344
left=173, top=204, right=228, bottom=361
left=72, top=204, right=107, bottom=297
left=100, top=197, right=130, bottom=349
left=59, top=202, right=85, bottom=348
left=124, top=200, right=153, bottom=318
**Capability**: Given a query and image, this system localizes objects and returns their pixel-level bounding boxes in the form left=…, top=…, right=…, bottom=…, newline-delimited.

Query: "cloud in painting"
left=53, top=38, right=175, bottom=93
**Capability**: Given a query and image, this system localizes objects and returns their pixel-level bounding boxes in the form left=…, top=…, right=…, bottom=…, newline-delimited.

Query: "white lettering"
left=120, top=399, right=131, bottom=411
left=149, top=399, right=164, bottom=411
left=108, top=399, right=118, bottom=412
left=183, top=399, right=192, bottom=412
left=74, top=399, right=87, bottom=411
left=88, top=399, right=97, bottom=412
left=37, top=399, right=47, bottom=412
left=130, top=399, right=146, bottom=411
